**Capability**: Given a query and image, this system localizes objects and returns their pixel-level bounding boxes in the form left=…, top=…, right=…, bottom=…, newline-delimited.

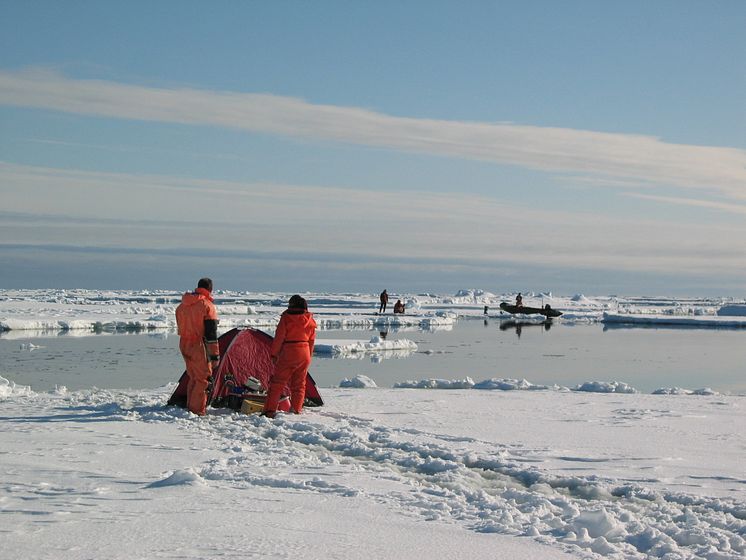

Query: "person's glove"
left=206, top=341, right=220, bottom=368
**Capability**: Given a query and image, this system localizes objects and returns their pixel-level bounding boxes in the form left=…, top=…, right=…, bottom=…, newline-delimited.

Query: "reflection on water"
left=499, top=320, right=553, bottom=338
left=2, top=321, right=745, bottom=394
left=0, top=327, right=172, bottom=340
left=317, top=323, right=453, bottom=334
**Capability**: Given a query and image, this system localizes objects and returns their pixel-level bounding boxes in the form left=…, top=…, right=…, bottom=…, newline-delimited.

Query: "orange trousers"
left=179, top=339, right=213, bottom=416
left=264, top=344, right=311, bottom=414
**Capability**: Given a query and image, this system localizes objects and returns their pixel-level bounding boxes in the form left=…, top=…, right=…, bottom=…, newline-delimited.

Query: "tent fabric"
left=167, top=328, right=323, bottom=409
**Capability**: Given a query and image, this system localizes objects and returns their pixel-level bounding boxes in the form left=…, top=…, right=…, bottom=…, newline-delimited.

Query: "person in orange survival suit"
left=175, top=277, right=219, bottom=416
left=262, top=295, right=316, bottom=418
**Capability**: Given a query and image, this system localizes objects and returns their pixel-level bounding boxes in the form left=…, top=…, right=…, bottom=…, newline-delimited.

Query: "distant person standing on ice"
left=515, top=293, right=523, bottom=308
left=263, top=295, right=317, bottom=418
left=175, top=278, right=219, bottom=416
left=379, top=289, right=389, bottom=313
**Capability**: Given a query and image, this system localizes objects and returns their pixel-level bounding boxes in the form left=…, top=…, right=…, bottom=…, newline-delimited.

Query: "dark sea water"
left=2, top=319, right=745, bottom=395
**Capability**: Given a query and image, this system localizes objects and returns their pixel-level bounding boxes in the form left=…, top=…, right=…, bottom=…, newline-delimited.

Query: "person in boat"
left=515, top=293, right=523, bottom=307
left=175, top=277, right=220, bottom=416
left=393, top=299, right=405, bottom=314
left=379, top=289, right=389, bottom=313
left=262, top=295, right=317, bottom=418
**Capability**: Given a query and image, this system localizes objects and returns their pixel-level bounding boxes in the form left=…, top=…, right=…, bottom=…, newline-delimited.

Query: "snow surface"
left=1, top=378, right=744, bottom=560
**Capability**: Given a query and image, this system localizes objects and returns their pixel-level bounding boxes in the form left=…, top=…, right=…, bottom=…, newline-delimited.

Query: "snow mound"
left=573, top=381, right=638, bottom=394
left=652, top=387, right=718, bottom=396
left=444, top=289, right=495, bottom=304
left=473, top=378, right=552, bottom=391
left=394, top=377, right=475, bottom=389
left=453, top=289, right=493, bottom=298
left=147, top=468, right=205, bottom=488
left=340, top=375, right=378, bottom=388
left=573, top=507, right=627, bottom=539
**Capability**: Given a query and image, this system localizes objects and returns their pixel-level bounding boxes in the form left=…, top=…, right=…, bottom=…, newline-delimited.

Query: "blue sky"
left=1, top=1, right=745, bottom=296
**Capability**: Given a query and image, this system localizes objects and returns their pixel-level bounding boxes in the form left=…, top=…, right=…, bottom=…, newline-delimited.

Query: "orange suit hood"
left=271, top=310, right=317, bottom=358
left=176, top=288, right=218, bottom=343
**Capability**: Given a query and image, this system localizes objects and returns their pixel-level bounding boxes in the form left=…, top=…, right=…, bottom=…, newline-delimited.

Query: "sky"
left=1, top=1, right=745, bottom=296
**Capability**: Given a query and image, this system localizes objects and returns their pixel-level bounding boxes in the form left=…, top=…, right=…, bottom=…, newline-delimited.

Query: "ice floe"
left=393, top=377, right=475, bottom=389
left=573, top=381, right=638, bottom=394
left=314, top=336, right=417, bottom=356
left=339, top=375, right=378, bottom=388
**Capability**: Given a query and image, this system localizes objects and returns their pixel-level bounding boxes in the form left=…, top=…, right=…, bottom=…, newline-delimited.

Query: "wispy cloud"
left=622, top=192, right=746, bottom=216
left=2, top=162, right=745, bottom=278
left=2, top=68, right=745, bottom=200
left=22, top=136, right=260, bottom=165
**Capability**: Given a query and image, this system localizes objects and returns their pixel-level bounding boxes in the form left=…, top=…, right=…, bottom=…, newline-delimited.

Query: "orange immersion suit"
left=175, top=287, right=219, bottom=416
left=264, top=309, right=317, bottom=415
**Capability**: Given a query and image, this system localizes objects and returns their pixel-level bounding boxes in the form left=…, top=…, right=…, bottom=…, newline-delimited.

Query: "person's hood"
left=283, top=309, right=313, bottom=320
left=281, top=309, right=316, bottom=329
left=181, top=287, right=213, bottom=306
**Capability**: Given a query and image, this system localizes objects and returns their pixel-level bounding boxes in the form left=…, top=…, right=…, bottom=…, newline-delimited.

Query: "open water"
left=2, top=319, right=745, bottom=395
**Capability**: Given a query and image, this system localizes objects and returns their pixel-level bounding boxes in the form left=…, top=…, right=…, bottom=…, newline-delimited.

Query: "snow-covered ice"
left=314, top=335, right=418, bottom=356
left=1, top=379, right=744, bottom=559
left=339, top=374, right=378, bottom=388
left=3, top=289, right=744, bottom=334
left=394, top=376, right=475, bottom=389
left=602, top=312, right=746, bottom=328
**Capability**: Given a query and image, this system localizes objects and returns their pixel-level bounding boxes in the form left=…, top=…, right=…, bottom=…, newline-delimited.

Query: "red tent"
left=167, top=328, right=323, bottom=411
